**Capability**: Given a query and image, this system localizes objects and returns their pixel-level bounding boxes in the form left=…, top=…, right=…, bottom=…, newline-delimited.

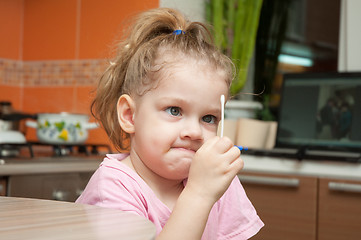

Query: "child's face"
left=130, top=59, right=229, bottom=181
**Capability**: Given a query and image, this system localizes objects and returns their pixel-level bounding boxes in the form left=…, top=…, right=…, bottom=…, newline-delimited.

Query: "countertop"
left=1, top=154, right=361, bottom=181
left=0, top=196, right=156, bottom=240
left=242, top=154, right=361, bottom=181
left=0, top=156, right=102, bottom=176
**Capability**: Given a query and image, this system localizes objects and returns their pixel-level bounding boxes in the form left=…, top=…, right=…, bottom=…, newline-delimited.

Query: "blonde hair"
left=91, top=8, right=234, bottom=151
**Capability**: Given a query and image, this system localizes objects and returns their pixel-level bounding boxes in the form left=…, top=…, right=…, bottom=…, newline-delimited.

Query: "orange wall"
left=0, top=0, right=23, bottom=110
left=0, top=0, right=160, bottom=61
left=0, top=0, right=23, bottom=60
left=23, top=0, right=159, bottom=60
left=23, top=0, right=78, bottom=60
left=1, top=0, right=159, bottom=147
left=79, top=0, right=158, bottom=59
left=0, top=86, right=23, bottom=111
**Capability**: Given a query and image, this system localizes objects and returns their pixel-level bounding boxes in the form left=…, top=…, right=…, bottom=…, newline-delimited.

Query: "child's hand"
left=186, top=136, right=244, bottom=204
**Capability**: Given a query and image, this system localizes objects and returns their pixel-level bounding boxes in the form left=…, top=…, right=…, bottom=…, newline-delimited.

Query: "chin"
left=164, top=163, right=190, bottom=179
left=166, top=172, right=189, bottom=181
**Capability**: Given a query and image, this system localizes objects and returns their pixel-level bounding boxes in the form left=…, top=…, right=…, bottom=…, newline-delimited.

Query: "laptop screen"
left=276, top=72, right=361, bottom=153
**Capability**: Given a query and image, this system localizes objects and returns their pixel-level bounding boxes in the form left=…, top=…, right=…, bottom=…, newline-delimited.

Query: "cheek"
left=203, top=129, right=218, bottom=141
left=203, top=123, right=218, bottom=134
left=135, top=121, right=174, bottom=152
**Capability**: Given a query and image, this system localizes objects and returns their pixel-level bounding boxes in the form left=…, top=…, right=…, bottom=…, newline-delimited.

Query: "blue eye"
left=165, top=107, right=181, bottom=116
left=202, top=115, right=216, bottom=124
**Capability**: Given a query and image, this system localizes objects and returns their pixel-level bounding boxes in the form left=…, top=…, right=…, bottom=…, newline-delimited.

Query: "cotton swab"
left=220, top=94, right=248, bottom=152
left=220, top=95, right=225, bottom=138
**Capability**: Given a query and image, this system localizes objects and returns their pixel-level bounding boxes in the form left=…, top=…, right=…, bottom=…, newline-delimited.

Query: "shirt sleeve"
left=76, top=164, right=149, bottom=218
left=217, top=176, right=264, bottom=239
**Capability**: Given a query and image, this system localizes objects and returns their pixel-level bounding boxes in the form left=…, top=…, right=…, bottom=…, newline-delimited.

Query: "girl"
left=76, top=8, right=263, bottom=240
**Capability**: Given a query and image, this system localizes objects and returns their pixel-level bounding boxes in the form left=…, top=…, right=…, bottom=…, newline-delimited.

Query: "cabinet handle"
left=76, top=189, right=84, bottom=198
left=52, top=190, right=69, bottom=201
left=238, top=175, right=300, bottom=188
left=328, top=182, right=361, bottom=193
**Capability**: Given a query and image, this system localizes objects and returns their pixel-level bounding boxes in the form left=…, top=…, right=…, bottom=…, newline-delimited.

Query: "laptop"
left=245, top=72, right=361, bottom=162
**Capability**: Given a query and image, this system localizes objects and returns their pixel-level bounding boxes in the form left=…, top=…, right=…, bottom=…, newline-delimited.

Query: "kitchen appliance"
left=0, top=105, right=112, bottom=201
left=0, top=101, right=18, bottom=131
left=1, top=109, right=99, bottom=156
left=2, top=106, right=99, bottom=144
left=0, top=140, right=111, bottom=158
left=0, top=109, right=108, bottom=158
left=0, top=101, right=35, bottom=132
left=0, top=131, right=30, bottom=157
left=0, top=102, right=34, bottom=157
left=0, top=130, right=26, bottom=144
left=27, top=141, right=112, bottom=157
left=25, top=112, right=98, bottom=144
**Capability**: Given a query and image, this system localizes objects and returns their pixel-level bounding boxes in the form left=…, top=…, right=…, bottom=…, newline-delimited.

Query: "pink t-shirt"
left=76, top=154, right=264, bottom=239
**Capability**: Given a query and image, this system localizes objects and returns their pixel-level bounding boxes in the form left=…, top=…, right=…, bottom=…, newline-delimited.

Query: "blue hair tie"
left=173, top=29, right=185, bottom=35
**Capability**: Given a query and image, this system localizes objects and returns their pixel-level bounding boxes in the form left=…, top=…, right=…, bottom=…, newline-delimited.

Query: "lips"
left=171, top=145, right=198, bottom=154
left=176, top=147, right=196, bottom=153
left=176, top=142, right=200, bottom=150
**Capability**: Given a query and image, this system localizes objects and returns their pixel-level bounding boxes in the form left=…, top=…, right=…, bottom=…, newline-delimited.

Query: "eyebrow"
left=161, top=96, right=190, bottom=105
left=161, top=96, right=221, bottom=115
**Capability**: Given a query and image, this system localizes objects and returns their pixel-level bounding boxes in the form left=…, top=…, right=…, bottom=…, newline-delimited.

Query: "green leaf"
left=54, top=121, right=65, bottom=132
left=212, top=0, right=224, bottom=49
left=75, top=122, right=81, bottom=129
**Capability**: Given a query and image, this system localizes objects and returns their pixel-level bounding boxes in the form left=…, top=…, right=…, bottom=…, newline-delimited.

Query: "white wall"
left=338, top=0, right=361, bottom=71
left=159, top=0, right=205, bottom=22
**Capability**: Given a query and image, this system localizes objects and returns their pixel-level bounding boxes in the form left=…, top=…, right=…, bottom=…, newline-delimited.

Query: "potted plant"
left=206, top=0, right=264, bottom=119
left=206, top=0, right=290, bottom=149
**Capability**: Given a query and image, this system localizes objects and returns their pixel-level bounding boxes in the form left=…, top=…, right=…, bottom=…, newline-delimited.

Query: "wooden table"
left=0, top=196, right=156, bottom=240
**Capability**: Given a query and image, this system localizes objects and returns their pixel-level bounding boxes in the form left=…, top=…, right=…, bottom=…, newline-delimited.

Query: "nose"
left=180, top=118, right=203, bottom=140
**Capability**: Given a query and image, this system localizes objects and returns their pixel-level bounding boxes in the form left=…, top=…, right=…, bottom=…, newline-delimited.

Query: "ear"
left=117, top=94, right=136, bottom=134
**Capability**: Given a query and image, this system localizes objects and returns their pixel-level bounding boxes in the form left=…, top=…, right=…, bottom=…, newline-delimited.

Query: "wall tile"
left=23, top=0, right=77, bottom=60
left=74, top=86, right=96, bottom=114
left=2, top=58, right=107, bottom=87
left=79, top=0, right=159, bottom=59
left=0, top=0, right=22, bottom=60
left=0, top=85, right=23, bottom=110
left=1, top=58, right=110, bottom=145
left=0, top=58, right=23, bottom=110
left=22, top=86, right=74, bottom=113
left=0, top=59, right=23, bottom=85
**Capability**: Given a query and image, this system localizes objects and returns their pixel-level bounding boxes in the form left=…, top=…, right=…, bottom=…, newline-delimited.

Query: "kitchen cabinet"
left=0, top=177, right=7, bottom=196
left=0, top=156, right=101, bottom=201
left=239, top=173, right=318, bottom=240
left=239, top=171, right=361, bottom=240
left=8, top=172, right=92, bottom=202
left=318, top=178, right=361, bottom=240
